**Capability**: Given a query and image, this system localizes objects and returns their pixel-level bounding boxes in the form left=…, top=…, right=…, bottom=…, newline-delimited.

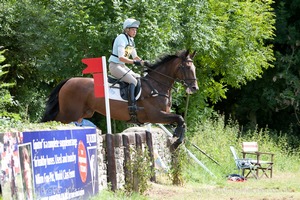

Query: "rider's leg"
left=108, top=63, right=138, bottom=113
left=128, top=83, right=137, bottom=114
left=109, top=63, right=138, bottom=85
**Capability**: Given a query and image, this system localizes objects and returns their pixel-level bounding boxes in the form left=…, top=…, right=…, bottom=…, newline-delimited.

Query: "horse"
left=41, top=50, right=199, bottom=147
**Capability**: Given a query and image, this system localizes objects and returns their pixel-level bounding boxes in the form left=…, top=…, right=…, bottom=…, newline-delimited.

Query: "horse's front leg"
left=173, top=115, right=185, bottom=137
left=173, top=115, right=186, bottom=148
left=144, top=110, right=186, bottom=147
left=173, top=115, right=185, bottom=140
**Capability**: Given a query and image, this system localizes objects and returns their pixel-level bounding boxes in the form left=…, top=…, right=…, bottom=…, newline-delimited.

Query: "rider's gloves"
left=133, top=60, right=143, bottom=66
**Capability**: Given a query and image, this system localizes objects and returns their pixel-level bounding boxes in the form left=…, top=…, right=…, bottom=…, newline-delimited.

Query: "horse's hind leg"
left=54, top=111, right=80, bottom=124
left=56, top=103, right=96, bottom=124
left=81, top=109, right=95, bottom=119
left=54, top=103, right=85, bottom=124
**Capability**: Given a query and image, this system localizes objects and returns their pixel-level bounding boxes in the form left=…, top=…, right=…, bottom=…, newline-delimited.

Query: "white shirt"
left=108, top=33, right=137, bottom=64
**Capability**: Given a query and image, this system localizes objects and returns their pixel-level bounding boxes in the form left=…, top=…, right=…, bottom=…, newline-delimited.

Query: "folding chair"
left=242, top=142, right=274, bottom=178
left=230, top=146, right=258, bottom=179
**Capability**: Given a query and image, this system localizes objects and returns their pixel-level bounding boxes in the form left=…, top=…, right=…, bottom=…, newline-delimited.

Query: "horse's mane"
left=144, top=50, right=188, bottom=72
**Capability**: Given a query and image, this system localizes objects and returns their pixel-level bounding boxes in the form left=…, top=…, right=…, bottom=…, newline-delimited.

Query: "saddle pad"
left=108, top=83, right=141, bottom=102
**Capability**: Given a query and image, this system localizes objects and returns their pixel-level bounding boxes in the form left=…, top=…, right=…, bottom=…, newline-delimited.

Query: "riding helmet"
left=123, top=18, right=140, bottom=30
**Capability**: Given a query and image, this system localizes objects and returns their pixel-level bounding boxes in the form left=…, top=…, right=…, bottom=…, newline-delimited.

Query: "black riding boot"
left=128, top=83, right=137, bottom=115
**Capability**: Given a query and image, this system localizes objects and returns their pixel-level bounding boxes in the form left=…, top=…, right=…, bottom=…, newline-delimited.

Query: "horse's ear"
left=185, top=49, right=190, bottom=57
left=191, top=50, right=197, bottom=59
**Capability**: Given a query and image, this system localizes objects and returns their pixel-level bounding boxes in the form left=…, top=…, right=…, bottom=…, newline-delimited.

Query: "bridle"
left=176, top=58, right=197, bottom=88
left=141, top=56, right=197, bottom=98
left=143, top=57, right=197, bottom=89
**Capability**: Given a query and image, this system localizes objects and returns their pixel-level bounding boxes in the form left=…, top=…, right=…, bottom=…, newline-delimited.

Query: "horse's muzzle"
left=186, top=85, right=199, bottom=94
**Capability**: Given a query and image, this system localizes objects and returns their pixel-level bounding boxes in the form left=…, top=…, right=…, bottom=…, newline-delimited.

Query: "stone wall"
left=97, top=125, right=172, bottom=191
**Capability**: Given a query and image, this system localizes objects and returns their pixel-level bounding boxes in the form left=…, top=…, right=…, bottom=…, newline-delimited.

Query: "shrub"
left=183, top=115, right=300, bottom=183
left=0, top=49, right=20, bottom=121
left=124, top=145, right=154, bottom=195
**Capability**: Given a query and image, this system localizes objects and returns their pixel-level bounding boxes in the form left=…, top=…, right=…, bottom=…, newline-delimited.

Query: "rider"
left=108, top=18, right=144, bottom=114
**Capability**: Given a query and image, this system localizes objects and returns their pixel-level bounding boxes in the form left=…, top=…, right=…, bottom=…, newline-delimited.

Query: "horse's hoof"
left=173, top=125, right=185, bottom=138
left=171, top=140, right=183, bottom=150
left=170, top=131, right=185, bottom=150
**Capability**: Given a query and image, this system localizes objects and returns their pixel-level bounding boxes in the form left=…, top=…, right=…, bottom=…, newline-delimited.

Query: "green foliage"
left=124, top=145, right=154, bottom=195
left=0, top=120, right=71, bottom=133
left=183, top=0, right=275, bottom=87
left=170, top=146, right=187, bottom=186
left=90, top=189, right=148, bottom=200
left=267, top=0, right=300, bottom=130
left=216, top=0, right=300, bottom=136
left=0, top=0, right=276, bottom=131
left=170, top=0, right=275, bottom=128
left=184, top=115, right=300, bottom=184
left=0, top=49, right=20, bottom=120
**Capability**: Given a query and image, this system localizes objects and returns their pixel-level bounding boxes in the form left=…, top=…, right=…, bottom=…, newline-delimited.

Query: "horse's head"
left=144, top=50, right=199, bottom=94
left=176, top=50, right=199, bottom=94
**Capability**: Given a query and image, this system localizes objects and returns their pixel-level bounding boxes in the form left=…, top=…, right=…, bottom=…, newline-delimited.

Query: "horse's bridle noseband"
left=145, top=57, right=197, bottom=86
left=141, top=57, right=197, bottom=99
left=176, top=58, right=197, bottom=88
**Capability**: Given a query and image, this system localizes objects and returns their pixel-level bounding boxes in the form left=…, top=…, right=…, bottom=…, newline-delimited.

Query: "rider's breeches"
left=109, top=62, right=138, bottom=86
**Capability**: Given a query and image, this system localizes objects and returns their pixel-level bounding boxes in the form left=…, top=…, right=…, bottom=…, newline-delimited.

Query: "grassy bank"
left=92, top=115, right=300, bottom=199
left=1, top=116, right=299, bottom=199
left=92, top=169, right=300, bottom=200
left=146, top=171, right=300, bottom=200
left=184, top=116, right=300, bottom=182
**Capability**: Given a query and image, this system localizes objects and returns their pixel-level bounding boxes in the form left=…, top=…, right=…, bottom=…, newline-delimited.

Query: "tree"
left=0, top=48, right=20, bottom=120
left=176, top=0, right=275, bottom=129
left=214, top=0, right=300, bottom=139
left=0, top=0, right=275, bottom=133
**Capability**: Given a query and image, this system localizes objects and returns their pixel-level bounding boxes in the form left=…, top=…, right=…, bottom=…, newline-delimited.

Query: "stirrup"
left=128, top=105, right=138, bottom=113
left=128, top=105, right=144, bottom=113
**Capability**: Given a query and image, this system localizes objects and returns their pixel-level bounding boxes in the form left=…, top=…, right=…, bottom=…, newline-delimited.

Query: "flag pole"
left=102, top=56, right=112, bottom=134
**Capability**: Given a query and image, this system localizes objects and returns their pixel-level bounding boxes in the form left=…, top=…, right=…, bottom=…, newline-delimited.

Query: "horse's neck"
left=145, top=70, right=175, bottom=90
left=142, top=71, right=175, bottom=100
left=142, top=74, right=173, bottom=100
left=144, top=59, right=181, bottom=94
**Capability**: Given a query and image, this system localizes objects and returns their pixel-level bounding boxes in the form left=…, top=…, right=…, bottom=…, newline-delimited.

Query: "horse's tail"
left=41, top=79, right=70, bottom=122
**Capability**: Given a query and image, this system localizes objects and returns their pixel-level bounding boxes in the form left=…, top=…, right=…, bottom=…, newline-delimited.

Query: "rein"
left=176, top=59, right=197, bottom=88
left=142, top=58, right=196, bottom=96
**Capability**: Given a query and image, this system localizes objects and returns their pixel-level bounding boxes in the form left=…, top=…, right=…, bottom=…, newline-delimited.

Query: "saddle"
left=107, top=76, right=141, bottom=101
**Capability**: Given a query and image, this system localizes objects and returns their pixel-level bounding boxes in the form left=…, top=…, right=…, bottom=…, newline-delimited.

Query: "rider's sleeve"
left=131, top=48, right=137, bottom=58
left=117, top=35, right=127, bottom=58
left=118, top=46, right=125, bottom=58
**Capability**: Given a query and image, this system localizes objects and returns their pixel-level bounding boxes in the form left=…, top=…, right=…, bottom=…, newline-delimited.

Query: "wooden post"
left=133, top=133, right=142, bottom=192
left=146, top=131, right=156, bottom=182
left=135, top=133, right=142, bottom=149
left=106, top=134, right=117, bottom=191
left=122, top=134, right=131, bottom=186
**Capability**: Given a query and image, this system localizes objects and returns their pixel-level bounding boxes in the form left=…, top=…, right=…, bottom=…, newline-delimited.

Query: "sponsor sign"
left=0, top=127, right=98, bottom=200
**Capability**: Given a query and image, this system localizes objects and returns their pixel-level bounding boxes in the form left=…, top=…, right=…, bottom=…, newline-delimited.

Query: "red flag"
left=82, top=58, right=103, bottom=74
left=92, top=73, right=105, bottom=97
left=81, top=56, right=112, bottom=134
left=82, top=58, right=105, bottom=97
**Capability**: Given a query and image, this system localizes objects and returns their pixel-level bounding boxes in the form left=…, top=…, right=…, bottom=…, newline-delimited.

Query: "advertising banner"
left=0, top=127, right=98, bottom=200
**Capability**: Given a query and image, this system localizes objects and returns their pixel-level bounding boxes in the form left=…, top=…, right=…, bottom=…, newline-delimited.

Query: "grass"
left=1, top=115, right=299, bottom=199
left=92, top=171, right=300, bottom=200
left=150, top=174, right=300, bottom=200
left=92, top=115, right=300, bottom=199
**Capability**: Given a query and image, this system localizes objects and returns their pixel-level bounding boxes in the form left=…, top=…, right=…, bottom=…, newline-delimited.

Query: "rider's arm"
left=119, top=56, right=143, bottom=64
left=118, top=56, right=136, bottom=64
left=118, top=47, right=143, bottom=65
left=131, top=49, right=141, bottom=61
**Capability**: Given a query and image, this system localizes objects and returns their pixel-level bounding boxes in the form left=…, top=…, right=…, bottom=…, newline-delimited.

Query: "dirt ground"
left=145, top=180, right=300, bottom=200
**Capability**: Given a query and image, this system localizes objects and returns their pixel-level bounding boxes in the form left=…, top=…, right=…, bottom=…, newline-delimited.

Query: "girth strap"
left=142, top=78, right=169, bottom=99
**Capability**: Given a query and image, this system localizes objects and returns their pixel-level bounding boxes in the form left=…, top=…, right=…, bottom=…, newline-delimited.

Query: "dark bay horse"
left=41, top=50, right=199, bottom=146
